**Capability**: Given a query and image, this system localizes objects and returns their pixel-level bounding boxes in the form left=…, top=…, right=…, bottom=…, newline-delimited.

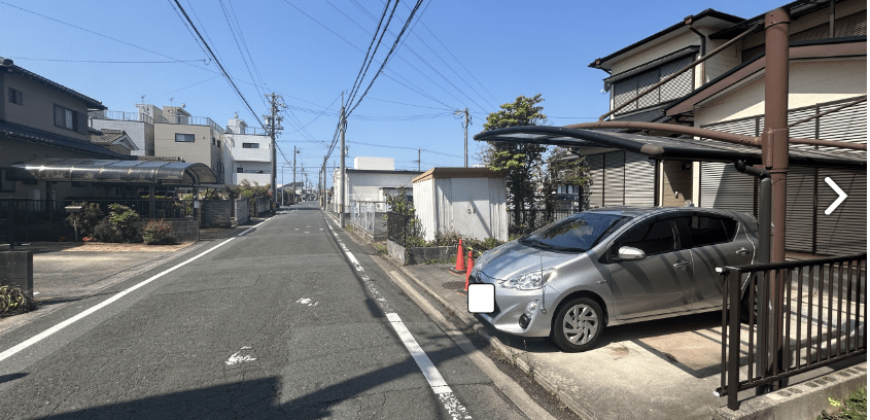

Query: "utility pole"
left=265, top=93, right=285, bottom=212
left=339, top=92, right=346, bottom=228
left=322, top=155, right=327, bottom=209
left=454, top=108, right=471, bottom=167
left=293, top=145, right=297, bottom=205
left=417, top=148, right=421, bottom=171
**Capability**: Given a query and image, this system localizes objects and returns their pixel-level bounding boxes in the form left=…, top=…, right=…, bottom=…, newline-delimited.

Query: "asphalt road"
left=0, top=202, right=531, bottom=420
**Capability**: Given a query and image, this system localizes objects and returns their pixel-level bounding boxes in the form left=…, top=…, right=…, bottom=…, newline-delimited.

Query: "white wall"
left=90, top=119, right=151, bottom=156
left=228, top=133, right=271, bottom=162
left=414, top=177, right=507, bottom=242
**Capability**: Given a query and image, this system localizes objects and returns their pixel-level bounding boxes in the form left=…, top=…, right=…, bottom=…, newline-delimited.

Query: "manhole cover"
left=442, top=281, right=466, bottom=290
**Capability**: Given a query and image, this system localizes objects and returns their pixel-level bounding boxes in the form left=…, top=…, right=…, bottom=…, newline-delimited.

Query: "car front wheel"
left=550, top=297, right=605, bottom=352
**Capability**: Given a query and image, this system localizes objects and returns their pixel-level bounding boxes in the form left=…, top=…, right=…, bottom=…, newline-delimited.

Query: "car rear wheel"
left=550, top=297, right=604, bottom=352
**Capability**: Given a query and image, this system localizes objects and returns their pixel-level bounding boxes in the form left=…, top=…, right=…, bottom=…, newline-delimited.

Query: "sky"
left=0, top=0, right=787, bottom=188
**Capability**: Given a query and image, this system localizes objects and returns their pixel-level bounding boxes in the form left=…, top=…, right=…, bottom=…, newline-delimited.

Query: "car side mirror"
left=617, top=246, right=646, bottom=261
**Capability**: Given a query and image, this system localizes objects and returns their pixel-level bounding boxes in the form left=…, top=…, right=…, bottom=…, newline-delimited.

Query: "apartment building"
left=88, top=103, right=158, bottom=156
left=583, top=0, right=866, bottom=255
left=224, top=116, right=271, bottom=187
left=153, top=106, right=226, bottom=185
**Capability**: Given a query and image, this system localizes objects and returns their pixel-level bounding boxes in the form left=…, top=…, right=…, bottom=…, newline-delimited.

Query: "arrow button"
left=824, top=177, right=848, bottom=215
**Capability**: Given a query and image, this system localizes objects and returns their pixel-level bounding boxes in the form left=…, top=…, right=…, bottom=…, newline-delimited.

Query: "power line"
left=169, top=0, right=264, bottom=129
left=5, top=57, right=207, bottom=64
left=344, top=0, right=396, bottom=109
left=281, top=0, right=458, bottom=110
left=349, top=140, right=461, bottom=158
left=348, top=0, right=425, bottom=116
left=347, top=0, right=490, bottom=112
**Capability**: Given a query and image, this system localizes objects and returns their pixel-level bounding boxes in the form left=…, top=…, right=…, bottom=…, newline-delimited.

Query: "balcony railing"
left=242, top=127, right=268, bottom=136
left=156, top=115, right=224, bottom=133
left=89, top=110, right=153, bottom=125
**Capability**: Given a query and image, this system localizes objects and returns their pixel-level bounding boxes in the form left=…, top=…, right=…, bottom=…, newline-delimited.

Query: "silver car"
left=469, top=207, right=758, bottom=352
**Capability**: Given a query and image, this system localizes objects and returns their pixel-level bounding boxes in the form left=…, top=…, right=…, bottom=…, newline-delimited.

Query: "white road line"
left=323, top=217, right=471, bottom=419
left=0, top=224, right=259, bottom=364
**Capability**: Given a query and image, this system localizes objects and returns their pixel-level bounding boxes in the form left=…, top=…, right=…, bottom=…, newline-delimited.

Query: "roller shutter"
left=700, top=116, right=758, bottom=215
left=700, top=162, right=756, bottom=215
left=604, top=152, right=625, bottom=207
left=816, top=169, right=866, bottom=255
left=624, top=152, right=656, bottom=206
left=785, top=166, right=816, bottom=253
left=815, top=98, right=866, bottom=255
left=585, top=154, right=604, bottom=209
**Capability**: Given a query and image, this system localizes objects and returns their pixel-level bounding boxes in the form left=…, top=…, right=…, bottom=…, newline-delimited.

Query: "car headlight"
left=498, top=269, right=554, bottom=290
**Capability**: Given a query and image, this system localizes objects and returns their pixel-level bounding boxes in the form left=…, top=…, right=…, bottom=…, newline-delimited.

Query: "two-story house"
left=153, top=106, right=226, bottom=184
left=0, top=57, right=129, bottom=201
left=584, top=0, right=866, bottom=255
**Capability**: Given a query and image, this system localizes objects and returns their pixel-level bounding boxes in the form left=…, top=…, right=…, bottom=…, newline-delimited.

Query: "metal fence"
left=386, top=212, right=419, bottom=247
left=718, top=254, right=867, bottom=410
left=0, top=199, right=197, bottom=245
left=0, top=199, right=70, bottom=244
left=509, top=203, right=580, bottom=236
left=350, top=201, right=388, bottom=241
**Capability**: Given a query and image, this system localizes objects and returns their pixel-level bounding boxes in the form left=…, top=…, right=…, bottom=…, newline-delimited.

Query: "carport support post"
left=762, top=7, right=790, bottom=391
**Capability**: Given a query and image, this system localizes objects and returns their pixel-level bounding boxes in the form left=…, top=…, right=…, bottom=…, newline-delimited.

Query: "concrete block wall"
left=203, top=200, right=234, bottom=228
left=163, top=219, right=199, bottom=242
left=256, top=198, right=271, bottom=215
left=235, top=200, right=249, bottom=225
left=0, top=251, right=33, bottom=300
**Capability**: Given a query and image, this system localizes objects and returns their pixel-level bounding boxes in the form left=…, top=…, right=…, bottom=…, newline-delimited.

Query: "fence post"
left=727, top=267, right=742, bottom=410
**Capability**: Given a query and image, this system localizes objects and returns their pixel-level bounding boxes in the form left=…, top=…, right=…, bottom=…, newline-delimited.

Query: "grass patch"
left=0, top=285, right=36, bottom=318
left=819, top=387, right=866, bottom=420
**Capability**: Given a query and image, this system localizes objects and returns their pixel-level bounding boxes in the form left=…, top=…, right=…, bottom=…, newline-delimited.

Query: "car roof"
left=586, top=206, right=755, bottom=220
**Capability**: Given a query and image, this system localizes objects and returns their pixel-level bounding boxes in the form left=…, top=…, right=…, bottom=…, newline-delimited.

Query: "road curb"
left=386, top=259, right=595, bottom=420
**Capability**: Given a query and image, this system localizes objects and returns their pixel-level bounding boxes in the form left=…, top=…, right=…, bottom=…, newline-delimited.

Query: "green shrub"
left=66, top=202, right=103, bottom=239
left=142, top=219, right=177, bottom=245
left=819, top=388, right=866, bottom=420
left=94, top=204, right=142, bottom=243
left=0, top=284, right=35, bottom=317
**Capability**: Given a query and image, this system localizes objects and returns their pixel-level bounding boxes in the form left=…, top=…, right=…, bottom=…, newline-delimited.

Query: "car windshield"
left=519, top=213, right=632, bottom=252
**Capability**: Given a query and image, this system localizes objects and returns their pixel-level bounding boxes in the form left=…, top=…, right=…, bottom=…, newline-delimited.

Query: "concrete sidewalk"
left=391, top=261, right=867, bottom=420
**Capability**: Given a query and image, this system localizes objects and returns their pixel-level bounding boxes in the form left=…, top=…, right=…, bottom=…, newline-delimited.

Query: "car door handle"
left=736, top=247, right=750, bottom=256
left=673, top=260, right=690, bottom=270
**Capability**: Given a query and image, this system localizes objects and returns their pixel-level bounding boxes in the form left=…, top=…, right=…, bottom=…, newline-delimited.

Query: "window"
left=614, top=219, right=678, bottom=256
left=681, top=215, right=737, bottom=248
left=611, top=54, right=695, bottom=114
left=242, top=143, right=259, bottom=149
left=0, top=168, right=15, bottom=192
left=54, top=105, right=78, bottom=130
left=8, top=88, right=23, bottom=105
left=237, top=167, right=244, bottom=173
left=519, top=213, right=632, bottom=252
left=175, top=133, right=195, bottom=142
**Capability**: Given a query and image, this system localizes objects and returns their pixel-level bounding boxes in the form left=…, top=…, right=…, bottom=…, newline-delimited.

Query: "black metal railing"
left=386, top=212, right=418, bottom=246
left=718, top=253, right=866, bottom=410
left=0, top=199, right=197, bottom=244
left=509, top=205, right=580, bottom=236
left=74, top=199, right=197, bottom=219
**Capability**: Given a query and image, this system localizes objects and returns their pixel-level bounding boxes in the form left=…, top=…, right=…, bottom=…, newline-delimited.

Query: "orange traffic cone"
left=464, top=251, right=474, bottom=291
left=450, top=239, right=465, bottom=274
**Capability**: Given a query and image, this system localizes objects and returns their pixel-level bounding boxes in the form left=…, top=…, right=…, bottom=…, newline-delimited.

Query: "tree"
left=541, top=147, right=590, bottom=222
left=480, top=94, right=549, bottom=233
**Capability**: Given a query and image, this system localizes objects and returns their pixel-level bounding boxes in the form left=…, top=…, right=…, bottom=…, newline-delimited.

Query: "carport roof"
left=8, top=158, right=219, bottom=185
left=473, top=126, right=866, bottom=169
